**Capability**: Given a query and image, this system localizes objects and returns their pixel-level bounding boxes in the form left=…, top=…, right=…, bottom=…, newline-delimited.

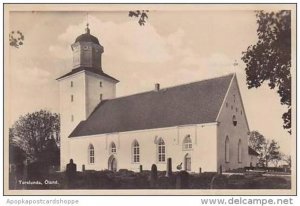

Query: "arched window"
left=157, top=138, right=166, bottom=162
left=238, top=139, right=242, bottom=163
left=110, top=142, right=116, bottom=154
left=132, top=140, right=140, bottom=163
left=183, top=135, right=192, bottom=150
left=88, top=144, right=94, bottom=164
left=225, top=136, right=230, bottom=163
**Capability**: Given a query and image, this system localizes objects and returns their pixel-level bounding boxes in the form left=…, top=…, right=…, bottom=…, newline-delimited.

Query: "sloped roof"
left=69, top=74, right=234, bottom=137
left=248, top=147, right=259, bottom=156
left=56, top=67, right=119, bottom=82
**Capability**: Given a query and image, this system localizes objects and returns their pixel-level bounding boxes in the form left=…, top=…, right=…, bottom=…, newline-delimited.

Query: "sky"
left=7, top=7, right=292, bottom=155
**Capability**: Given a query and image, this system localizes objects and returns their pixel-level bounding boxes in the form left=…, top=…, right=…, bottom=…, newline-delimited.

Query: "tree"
left=248, top=131, right=281, bottom=167
left=260, top=139, right=281, bottom=167
left=249, top=130, right=266, bottom=152
left=282, top=154, right=291, bottom=168
left=128, top=10, right=149, bottom=26
left=242, top=10, right=291, bottom=134
left=9, top=110, right=60, bottom=165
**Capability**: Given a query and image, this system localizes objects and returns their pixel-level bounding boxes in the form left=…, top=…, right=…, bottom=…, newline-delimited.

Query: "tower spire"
left=85, top=12, right=90, bottom=34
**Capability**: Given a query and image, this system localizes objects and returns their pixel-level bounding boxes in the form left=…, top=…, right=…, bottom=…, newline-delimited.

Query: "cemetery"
left=9, top=159, right=291, bottom=190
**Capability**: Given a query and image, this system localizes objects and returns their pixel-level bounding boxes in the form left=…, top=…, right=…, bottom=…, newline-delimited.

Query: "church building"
left=57, top=25, right=255, bottom=173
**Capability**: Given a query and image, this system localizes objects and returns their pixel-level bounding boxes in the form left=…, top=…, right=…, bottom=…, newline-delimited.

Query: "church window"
left=132, top=140, right=140, bottom=163
left=100, top=94, right=103, bottom=101
left=88, top=144, right=95, bottom=164
left=110, top=142, right=116, bottom=154
left=71, top=114, right=74, bottom=122
left=183, top=135, right=192, bottom=150
left=232, top=115, right=237, bottom=126
left=71, top=95, right=74, bottom=102
left=236, top=107, right=238, bottom=112
left=225, top=136, right=230, bottom=163
left=226, top=102, right=228, bottom=108
left=238, top=139, right=242, bottom=163
left=157, top=138, right=166, bottom=162
left=100, top=81, right=102, bottom=87
left=233, top=94, right=236, bottom=103
left=71, top=81, right=73, bottom=87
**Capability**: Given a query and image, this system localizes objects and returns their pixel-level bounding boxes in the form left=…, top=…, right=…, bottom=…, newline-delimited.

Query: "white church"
left=57, top=25, right=258, bottom=173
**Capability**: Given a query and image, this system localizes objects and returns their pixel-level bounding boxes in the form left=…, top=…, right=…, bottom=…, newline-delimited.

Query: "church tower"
left=57, top=24, right=119, bottom=170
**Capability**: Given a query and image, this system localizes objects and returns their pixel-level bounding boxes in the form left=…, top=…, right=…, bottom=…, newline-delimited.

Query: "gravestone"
left=150, top=164, right=158, bottom=188
left=166, top=158, right=172, bottom=177
left=139, top=165, right=143, bottom=173
left=176, top=170, right=190, bottom=189
left=65, top=159, right=77, bottom=188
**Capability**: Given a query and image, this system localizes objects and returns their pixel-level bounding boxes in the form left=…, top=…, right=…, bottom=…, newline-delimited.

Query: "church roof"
left=56, top=67, right=119, bottom=82
left=248, top=147, right=259, bottom=156
left=69, top=73, right=234, bottom=137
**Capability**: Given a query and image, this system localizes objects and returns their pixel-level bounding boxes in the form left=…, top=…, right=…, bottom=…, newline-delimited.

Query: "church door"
left=108, top=155, right=117, bottom=172
left=184, top=153, right=191, bottom=171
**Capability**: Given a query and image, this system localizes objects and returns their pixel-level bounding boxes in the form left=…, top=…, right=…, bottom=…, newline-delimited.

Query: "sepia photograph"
left=3, top=3, right=296, bottom=195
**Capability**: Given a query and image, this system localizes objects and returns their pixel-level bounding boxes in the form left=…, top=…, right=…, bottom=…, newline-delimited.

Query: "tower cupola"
left=71, top=24, right=104, bottom=70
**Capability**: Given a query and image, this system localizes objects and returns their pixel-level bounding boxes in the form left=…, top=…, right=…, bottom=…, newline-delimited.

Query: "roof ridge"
left=105, top=73, right=235, bottom=102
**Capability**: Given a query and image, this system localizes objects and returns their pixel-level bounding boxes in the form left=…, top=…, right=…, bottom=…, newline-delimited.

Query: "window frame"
left=132, top=140, right=140, bottom=163
left=88, top=144, right=95, bottom=164
left=182, top=135, right=193, bottom=151
left=157, top=137, right=166, bottom=163
left=238, top=139, right=242, bottom=163
left=225, top=136, right=230, bottom=163
left=110, top=142, right=117, bottom=154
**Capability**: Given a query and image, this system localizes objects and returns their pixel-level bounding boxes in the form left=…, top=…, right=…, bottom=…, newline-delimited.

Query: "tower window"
left=71, top=115, right=74, bottom=122
left=71, top=81, right=73, bottom=87
left=100, top=94, right=103, bottom=101
left=100, top=81, right=102, bottom=87
left=71, top=95, right=74, bottom=102
left=233, top=94, right=236, bottom=103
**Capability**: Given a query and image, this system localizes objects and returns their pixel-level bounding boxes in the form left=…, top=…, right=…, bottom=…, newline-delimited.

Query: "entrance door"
left=108, top=155, right=117, bottom=172
left=184, top=153, right=191, bottom=171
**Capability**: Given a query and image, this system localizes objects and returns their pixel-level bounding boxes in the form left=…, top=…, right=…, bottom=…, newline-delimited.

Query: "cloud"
left=12, top=66, right=51, bottom=85
left=50, top=16, right=171, bottom=63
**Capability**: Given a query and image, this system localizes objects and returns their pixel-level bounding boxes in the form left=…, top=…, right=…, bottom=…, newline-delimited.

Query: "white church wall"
left=217, top=75, right=250, bottom=171
left=85, top=72, right=117, bottom=117
left=68, top=123, right=218, bottom=173
left=248, top=155, right=259, bottom=167
left=59, top=72, right=87, bottom=170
